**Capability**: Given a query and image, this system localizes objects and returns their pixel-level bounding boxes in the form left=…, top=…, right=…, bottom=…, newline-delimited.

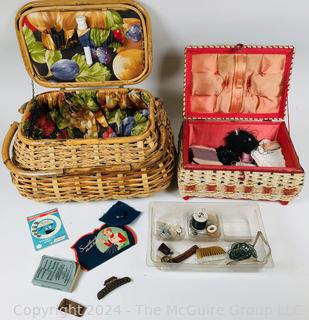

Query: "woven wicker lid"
left=183, top=44, right=294, bottom=120
left=15, top=0, right=152, bottom=88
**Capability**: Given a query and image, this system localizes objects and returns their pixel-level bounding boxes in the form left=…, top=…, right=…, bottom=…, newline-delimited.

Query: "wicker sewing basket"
left=178, top=45, right=304, bottom=204
left=2, top=0, right=175, bottom=202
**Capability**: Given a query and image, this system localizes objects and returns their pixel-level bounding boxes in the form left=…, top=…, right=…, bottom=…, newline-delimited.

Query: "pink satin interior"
left=191, top=54, right=286, bottom=114
left=186, top=120, right=301, bottom=170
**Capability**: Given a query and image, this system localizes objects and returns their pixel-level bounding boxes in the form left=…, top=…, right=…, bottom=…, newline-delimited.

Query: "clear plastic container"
left=147, top=202, right=273, bottom=271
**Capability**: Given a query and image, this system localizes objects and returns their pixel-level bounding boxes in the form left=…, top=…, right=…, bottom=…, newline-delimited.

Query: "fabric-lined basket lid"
left=15, top=0, right=152, bottom=88
left=183, top=44, right=294, bottom=120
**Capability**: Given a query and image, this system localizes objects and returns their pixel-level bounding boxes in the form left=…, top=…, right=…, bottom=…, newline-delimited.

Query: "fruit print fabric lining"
left=23, top=89, right=151, bottom=139
left=22, top=9, right=145, bottom=83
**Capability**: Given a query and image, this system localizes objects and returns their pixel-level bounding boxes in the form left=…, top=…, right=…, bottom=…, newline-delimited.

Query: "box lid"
left=15, top=0, right=152, bottom=88
left=183, top=44, right=294, bottom=120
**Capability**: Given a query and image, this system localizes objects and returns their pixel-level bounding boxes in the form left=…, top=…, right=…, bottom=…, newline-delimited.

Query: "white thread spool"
left=206, top=224, right=218, bottom=237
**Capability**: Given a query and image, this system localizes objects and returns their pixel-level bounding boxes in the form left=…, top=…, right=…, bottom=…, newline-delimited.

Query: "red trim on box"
left=244, top=186, right=253, bottom=193
left=184, top=46, right=294, bottom=120
left=185, top=185, right=196, bottom=192
left=283, top=188, right=297, bottom=196
left=206, top=185, right=217, bottom=192
left=225, top=185, right=235, bottom=192
left=263, top=186, right=273, bottom=194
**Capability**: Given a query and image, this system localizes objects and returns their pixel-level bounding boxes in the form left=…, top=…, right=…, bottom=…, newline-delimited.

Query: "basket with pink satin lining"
left=178, top=44, right=304, bottom=205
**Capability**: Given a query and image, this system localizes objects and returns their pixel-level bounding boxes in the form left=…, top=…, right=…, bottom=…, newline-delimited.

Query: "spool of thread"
left=206, top=224, right=218, bottom=237
left=191, top=211, right=208, bottom=231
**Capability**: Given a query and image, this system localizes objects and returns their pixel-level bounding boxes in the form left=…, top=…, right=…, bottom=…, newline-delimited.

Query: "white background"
left=0, top=0, right=308, bottom=319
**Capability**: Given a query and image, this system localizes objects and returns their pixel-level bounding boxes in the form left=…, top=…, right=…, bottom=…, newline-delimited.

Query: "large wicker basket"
left=3, top=99, right=175, bottom=202
left=2, top=0, right=176, bottom=202
left=177, top=45, right=304, bottom=205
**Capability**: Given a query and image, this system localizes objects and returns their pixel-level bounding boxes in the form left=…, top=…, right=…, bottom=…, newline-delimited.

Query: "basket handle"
left=2, top=122, right=167, bottom=177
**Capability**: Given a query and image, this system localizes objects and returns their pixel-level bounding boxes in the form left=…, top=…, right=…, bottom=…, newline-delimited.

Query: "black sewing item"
left=225, top=129, right=259, bottom=156
left=158, top=243, right=173, bottom=256
left=216, top=146, right=239, bottom=165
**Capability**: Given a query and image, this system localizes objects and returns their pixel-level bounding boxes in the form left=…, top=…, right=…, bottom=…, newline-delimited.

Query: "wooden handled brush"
left=196, top=246, right=226, bottom=264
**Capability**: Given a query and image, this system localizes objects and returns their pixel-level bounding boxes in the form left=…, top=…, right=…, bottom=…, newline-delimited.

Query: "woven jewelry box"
left=2, top=0, right=175, bottom=202
left=178, top=44, right=304, bottom=204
